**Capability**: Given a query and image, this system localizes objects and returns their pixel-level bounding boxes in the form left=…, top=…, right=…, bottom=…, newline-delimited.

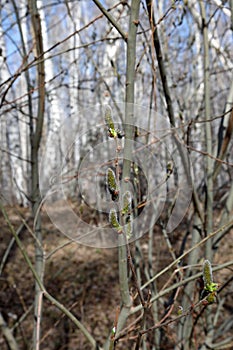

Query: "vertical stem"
left=116, top=0, right=141, bottom=337
left=28, top=0, right=45, bottom=348
left=177, top=215, right=201, bottom=350
left=199, top=2, right=214, bottom=348
left=200, top=0, right=213, bottom=260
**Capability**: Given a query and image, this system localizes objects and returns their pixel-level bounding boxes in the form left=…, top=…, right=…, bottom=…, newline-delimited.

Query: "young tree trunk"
left=200, top=2, right=214, bottom=348
left=28, top=1, right=45, bottom=348
left=116, top=0, right=141, bottom=337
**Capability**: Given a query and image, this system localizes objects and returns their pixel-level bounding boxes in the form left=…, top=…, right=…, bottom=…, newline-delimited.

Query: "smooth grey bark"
left=116, top=0, right=141, bottom=337
left=98, top=2, right=141, bottom=348
left=28, top=1, right=45, bottom=348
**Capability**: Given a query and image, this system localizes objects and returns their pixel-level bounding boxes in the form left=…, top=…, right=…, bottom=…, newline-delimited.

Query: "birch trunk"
left=0, top=8, right=28, bottom=206
left=0, top=20, right=12, bottom=203
left=38, top=0, right=62, bottom=189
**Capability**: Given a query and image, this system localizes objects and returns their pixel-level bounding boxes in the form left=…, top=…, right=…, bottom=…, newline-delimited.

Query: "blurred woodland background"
left=0, top=1, right=233, bottom=349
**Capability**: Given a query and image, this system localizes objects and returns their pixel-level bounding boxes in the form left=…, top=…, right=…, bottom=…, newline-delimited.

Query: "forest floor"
left=0, top=205, right=233, bottom=350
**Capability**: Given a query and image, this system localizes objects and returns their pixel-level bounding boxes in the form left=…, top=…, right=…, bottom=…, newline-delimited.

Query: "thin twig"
left=92, top=0, right=127, bottom=41
left=0, top=312, right=19, bottom=350
left=141, top=219, right=233, bottom=291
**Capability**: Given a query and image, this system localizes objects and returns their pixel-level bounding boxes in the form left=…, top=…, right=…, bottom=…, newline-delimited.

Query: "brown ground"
left=0, top=205, right=233, bottom=350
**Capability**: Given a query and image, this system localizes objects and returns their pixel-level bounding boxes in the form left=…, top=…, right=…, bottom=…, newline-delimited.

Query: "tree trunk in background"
left=67, top=1, right=80, bottom=167
left=38, top=0, right=62, bottom=184
left=68, top=2, right=80, bottom=119
left=6, top=113, right=27, bottom=205
left=0, top=11, right=27, bottom=206
left=0, top=19, right=12, bottom=203
left=18, top=0, right=32, bottom=204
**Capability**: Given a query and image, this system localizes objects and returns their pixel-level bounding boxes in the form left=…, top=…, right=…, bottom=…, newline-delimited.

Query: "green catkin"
left=203, top=259, right=213, bottom=287
left=107, top=168, right=117, bottom=192
left=105, top=106, right=117, bottom=138
left=202, top=259, right=218, bottom=303
left=109, top=208, right=122, bottom=233
left=105, top=106, right=115, bottom=130
left=105, top=106, right=124, bottom=139
left=203, top=259, right=218, bottom=292
left=122, top=191, right=132, bottom=216
left=107, top=168, right=119, bottom=201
